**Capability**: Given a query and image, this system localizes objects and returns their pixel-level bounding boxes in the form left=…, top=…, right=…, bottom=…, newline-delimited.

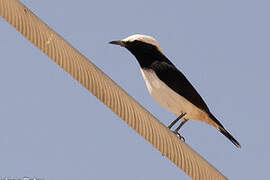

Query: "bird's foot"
left=173, top=131, right=185, bottom=142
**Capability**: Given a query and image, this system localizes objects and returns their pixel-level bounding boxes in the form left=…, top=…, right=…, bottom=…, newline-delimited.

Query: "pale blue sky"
left=0, top=0, right=269, bottom=179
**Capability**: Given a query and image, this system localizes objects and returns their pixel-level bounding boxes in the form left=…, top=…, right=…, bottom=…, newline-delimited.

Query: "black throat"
left=124, top=40, right=172, bottom=69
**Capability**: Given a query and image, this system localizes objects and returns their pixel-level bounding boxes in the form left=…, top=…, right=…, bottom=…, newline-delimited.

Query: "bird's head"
left=110, top=34, right=166, bottom=68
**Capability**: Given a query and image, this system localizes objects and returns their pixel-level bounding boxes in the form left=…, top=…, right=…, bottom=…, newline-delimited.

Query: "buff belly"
left=140, top=69, right=209, bottom=122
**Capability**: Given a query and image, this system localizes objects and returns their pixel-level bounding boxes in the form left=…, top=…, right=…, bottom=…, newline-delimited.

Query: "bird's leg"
left=174, top=119, right=188, bottom=142
left=168, top=112, right=186, bottom=129
left=174, top=119, right=188, bottom=132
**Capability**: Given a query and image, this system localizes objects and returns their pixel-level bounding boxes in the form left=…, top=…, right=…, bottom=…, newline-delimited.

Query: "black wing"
left=150, top=61, right=210, bottom=113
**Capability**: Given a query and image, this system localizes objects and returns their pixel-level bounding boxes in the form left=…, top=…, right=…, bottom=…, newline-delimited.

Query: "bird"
left=109, top=34, right=241, bottom=148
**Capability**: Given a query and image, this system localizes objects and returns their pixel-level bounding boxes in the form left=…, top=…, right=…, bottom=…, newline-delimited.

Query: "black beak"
left=109, top=40, right=125, bottom=47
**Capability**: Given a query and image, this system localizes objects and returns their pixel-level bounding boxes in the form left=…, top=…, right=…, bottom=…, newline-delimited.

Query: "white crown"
left=122, top=34, right=164, bottom=54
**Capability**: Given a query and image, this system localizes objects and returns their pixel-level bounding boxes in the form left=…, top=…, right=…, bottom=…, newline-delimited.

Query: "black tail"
left=209, top=113, right=241, bottom=148
left=219, top=127, right=241, bottom=148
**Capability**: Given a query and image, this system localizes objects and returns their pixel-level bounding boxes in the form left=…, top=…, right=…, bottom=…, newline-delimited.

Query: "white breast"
left=140, top=68, right=204, bottom=120
left=140, top=69, right=161, bottom=92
